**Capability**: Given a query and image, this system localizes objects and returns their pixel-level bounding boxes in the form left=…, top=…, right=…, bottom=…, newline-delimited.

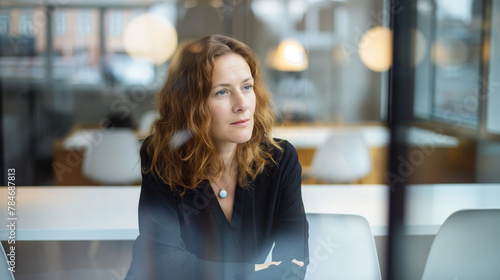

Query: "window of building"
left=0, top=13, right=9, bottom=35
left=19, top=11, right=33, bottom=35
left=77, top=11, right=91, bottom=36
left=55, top=11, right=66, bottom=36
left=109, top=10, right=122, bottom=36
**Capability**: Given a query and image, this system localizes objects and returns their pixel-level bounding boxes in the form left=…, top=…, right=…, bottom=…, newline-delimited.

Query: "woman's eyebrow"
left=241, top=77, right=254, bottom=84
left=211, top=77, right=253, bottom=90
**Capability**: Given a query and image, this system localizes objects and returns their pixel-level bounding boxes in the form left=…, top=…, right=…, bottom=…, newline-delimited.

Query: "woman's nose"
left=233, top=90, right=248, bottom=112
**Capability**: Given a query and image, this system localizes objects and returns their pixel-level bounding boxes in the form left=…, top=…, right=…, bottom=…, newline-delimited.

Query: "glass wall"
left=389, top=0, right=500, bottom=278
left=432, top=0, right=483, bottom=125
left=486, top=0, right=500, bottom=136
left=1, top=0, right=499, bottom=279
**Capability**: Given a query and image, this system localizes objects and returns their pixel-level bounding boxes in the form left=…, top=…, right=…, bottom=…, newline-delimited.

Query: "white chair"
left=139, top=110, right=159, bottom=136
left=308, top=131, right=372, bottom=183
left=305, top=213, right=381, bottom=280
left=1, top=244, right=15, bottom=280
left=422, top=209, right=500, bottom=280
left=82, top=128, right=142, bottom=185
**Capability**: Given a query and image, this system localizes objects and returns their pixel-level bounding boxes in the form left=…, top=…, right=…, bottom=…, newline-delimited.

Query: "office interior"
left=1, top=0, right=499, bottom=279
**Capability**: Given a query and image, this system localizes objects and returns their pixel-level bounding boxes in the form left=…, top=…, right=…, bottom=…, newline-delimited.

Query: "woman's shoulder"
left=274, top=137, right=294, bottom=150
left=257, top=138, right=301, bottom=190
left=139, top=135, right=154, bottom=164
left=139, top=136, right=167, bottom=188
left=269, top=138, right=299, bottom=166
left=140, top=135, right=153, bottom=151
left=273, top=137, right=296, bottom=152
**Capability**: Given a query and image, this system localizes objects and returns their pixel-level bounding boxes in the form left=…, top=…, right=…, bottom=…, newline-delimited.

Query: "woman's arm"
left=255, top=261, right=282, bottom=271
left=255, top=259, right=304, bottom=271
left=269, top=141, right=309, bottom=277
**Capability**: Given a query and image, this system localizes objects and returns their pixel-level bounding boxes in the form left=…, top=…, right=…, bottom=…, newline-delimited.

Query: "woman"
left=126, top=34, right=308, bottom=280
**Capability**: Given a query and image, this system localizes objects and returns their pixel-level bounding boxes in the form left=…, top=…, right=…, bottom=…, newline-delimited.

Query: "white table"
left=0, top=187, right=141, bottom=241
left=303, top=184, right=500, bottom=235
left=1, top=184, right=499, bottom=241
left=272, top=126, right=458, bottom=149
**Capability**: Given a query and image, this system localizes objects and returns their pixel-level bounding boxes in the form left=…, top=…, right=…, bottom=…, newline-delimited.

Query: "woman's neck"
left=216, top=143, right=237, bottom=174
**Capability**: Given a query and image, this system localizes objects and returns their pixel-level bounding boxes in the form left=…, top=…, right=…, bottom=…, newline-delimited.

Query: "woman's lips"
left=231, top=119, right=250, bottom=126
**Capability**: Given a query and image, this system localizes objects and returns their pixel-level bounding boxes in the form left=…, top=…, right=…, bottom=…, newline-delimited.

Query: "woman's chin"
left=231, top=132, right=253, bottom=144
left=234, top=136, right=252, bottom=144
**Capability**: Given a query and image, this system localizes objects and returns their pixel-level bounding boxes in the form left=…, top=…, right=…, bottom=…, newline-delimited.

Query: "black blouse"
left=125, top=139, right=309, bottom=280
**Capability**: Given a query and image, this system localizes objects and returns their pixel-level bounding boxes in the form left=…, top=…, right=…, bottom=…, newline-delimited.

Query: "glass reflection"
left=432, top=0, right=483, bottom=125
left=0, top=7, right=46, bottom=80
left=52, top=9, right=100, bottom=84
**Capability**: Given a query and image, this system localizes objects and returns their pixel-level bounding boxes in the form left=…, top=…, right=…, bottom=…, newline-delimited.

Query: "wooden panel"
left=299, top=147, right=388, bottom=184
left=298, top=142, right=476, bottom=184
left=296, top=148, right=315, bottom=167
left=409, top=141, right=476, bottom=184
left=53, top=140, right=99, bottom=186
left=362, top=147, right=388, bottom=184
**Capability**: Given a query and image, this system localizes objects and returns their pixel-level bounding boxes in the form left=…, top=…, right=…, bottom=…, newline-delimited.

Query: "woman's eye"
left=216, top=89, right=227, bottom=96
left=243, top=84, right=253, bottom=91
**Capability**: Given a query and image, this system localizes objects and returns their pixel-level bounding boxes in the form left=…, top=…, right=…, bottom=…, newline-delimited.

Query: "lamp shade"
left=123, top=13, right=178, bottom=65
left=271, top=39, right=308, bottom=72
left=359, top=27, right=427, bottom=70
left=359, top=26, right=393, bottom=72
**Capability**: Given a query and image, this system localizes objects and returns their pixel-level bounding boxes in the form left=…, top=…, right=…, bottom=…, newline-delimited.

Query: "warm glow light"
left=271, top=39, right=308, bottom=71
left=359, top=26, right=393, bottom=72
left=357, top=27, right=426, bottom=70
left=123, top=13, right=178, bottom=65
left=431, top=38, right=469, bottom=67
left=413, top=28, right=427, bottom=66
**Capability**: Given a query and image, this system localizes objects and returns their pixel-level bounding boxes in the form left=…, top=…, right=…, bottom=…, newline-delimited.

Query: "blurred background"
left=2, top=0, right=498, bottom=186
left=1, top=0, right=500, bottom=279
left=1, top=0, right=390, bottom=186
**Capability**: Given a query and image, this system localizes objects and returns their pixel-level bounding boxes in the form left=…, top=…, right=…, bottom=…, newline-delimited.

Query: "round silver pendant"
left=219, top=189, right=227, bottom=198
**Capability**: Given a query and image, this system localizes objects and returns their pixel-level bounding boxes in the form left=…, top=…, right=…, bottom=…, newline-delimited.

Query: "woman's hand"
left=255, top=261, right=282, bottom=271
left=255, top=259, right=304, bottom=271
left=291, top=259, right=304, bottom=267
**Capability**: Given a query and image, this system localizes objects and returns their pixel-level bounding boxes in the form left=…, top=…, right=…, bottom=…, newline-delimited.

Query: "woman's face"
left=207, top=53, right=256, bottom=150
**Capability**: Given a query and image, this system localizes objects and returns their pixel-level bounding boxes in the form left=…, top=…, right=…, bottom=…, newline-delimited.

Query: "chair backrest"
left=422, top=209, right=500, bottom=280
left=1, top=244, right=15, bottom=280
left=82, top=128, right=142, bottom=185
left=139, top=110, right=159, bottom=136
left=305, top=213, right=381, bottom=280
left=309, top=131, right=372, bottom=183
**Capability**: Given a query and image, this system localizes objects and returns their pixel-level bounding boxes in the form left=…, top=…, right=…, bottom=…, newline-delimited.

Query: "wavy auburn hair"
left=144, top=34, right=281, bottom=195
